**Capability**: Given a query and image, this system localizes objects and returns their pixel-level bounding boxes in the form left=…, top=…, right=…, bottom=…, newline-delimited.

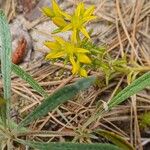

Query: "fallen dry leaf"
left=12, top=37, right=27, bottom=64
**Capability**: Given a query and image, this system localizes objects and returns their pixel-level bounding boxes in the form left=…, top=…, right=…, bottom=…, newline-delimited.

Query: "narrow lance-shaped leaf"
left=95, top=129, right=135, bottom=150
left=18, top=76, right=96, bottom=127
left=108, top=72, right=150, bottom=109
left=16, top=139, right=121, bottom=150
left=0, top=10, right=12, bottom=124
left=12, top=63, right=48, bottom=98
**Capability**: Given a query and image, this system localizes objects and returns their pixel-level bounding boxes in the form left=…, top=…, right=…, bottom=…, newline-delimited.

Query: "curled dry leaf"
left=12, top=37, right=27, bottom=64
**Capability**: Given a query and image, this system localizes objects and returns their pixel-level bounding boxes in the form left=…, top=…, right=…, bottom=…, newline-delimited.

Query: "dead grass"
left=0, top=0, right=150, bottom=149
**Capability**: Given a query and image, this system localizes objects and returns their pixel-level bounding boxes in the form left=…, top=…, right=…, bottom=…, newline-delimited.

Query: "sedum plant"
left=44, top=36, right=91, bottom=76
left=0, top=8, right=122, bottom=150
left=0, top=2, right=150, bottom=150
left=42, top=0, right=150, bottom=84
left=42, top=0, right=96, bottom=77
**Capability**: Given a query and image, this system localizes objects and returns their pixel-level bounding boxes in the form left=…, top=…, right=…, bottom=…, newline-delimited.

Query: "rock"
left=30, top=20, right=70, bottom=60
left=25, top=0, right=52, bottom=21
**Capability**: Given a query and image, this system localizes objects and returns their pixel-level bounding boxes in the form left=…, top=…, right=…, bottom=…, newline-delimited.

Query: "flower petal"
left=52, top=0, right=63, bottom=16
left=80, top=68, right=87, bottom=77
left=76, top=48, right=90, bottom=53
left=61, top=11, right=72, bottom=20
left=44, top=41, right=59, bottom=50
left=78, top=54, right=91, bottom=64
left=42, top=7, right=54, bottom=17
left=52, top=17, right=67, bottom=27
left=53, top=36, right=65, bottom=45
left=80, top=27, right=90, bottom=39
left=82, top=16, right=97, bottom=23
left=83, top=6, right=95, bottom=17
left=71, top=28, right=77, bottom=43
left=75, top=2, right=84, bottom=17
left=46, top=51, right=65, bottom=59
left=69, top=55, right=79, bottom=74
left=61, top=24, right=72, bottom=32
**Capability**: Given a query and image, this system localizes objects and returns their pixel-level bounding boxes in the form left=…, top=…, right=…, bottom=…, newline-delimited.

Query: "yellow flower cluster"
left=42, top=0, right=96, bottom=76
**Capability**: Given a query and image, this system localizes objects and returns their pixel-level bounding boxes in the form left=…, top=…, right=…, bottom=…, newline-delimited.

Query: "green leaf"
left=0, top=97, right=5, bottom=106
left=52, top=28, right=62, bottom=34
left=16, top=139, right=121, bottom=150
left=0, top=10, right=12, bottom=125
left=139, top=112, right=150, bottom=129
left=0, top=117, right=29, bottom=135
left=108, top=72, right=150, bottom=109
left=18, top=76, right=96, bottom=127
left=12, top=63, right=48, bottom=98
left=95, top=130, right=134, bottom=150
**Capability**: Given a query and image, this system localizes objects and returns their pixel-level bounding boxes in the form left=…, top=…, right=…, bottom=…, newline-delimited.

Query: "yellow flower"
left=44, top=36, right=91, bottom=76
left=61, top=2, right=96, bottom=43
left=42, top=0, right=70, bottom=27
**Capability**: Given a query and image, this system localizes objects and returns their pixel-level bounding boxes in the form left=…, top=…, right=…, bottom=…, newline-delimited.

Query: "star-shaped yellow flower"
left=61, top=2, right=96, bottom=43
left=42, top=1, right=96, bottom=39
left=42, top=0, right=70, bottom=27
left=44, top=36, right=91, bottom=76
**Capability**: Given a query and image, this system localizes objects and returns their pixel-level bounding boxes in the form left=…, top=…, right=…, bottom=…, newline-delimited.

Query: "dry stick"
left=108, top=24, right=143, bottom=52
left=108, top=34, right=127, bottom=52
left=132, top=0, right=144, bottom=42
left=131, top=95, right=143, bottom=150
left=46, top=109, right=88, bottom=142
left=12, top=88, right=34, bottom=102
left=89, top=82, right=117, bottom=107
left=102, top=118, right=128, bottom=137
left=98, top=122, right=127, bottom=138
left=137, top=93, right=150, bottom=101
left=13, top=83, right=40, bottom=102
left=4, top=0, right=11, bottom=17
left=85, top=91, right=98, bottom=107
left=53, top=62, right=72, bottom=70
left=94, top=0, right=105, bottom=14
left=29, top=76, right=75, bottom=130
left=18, top=130, right=75, bottom=137
left=107, top=76, right=124, bottom=104
left=56, top=109, right=73, bottom=127
left=38, top=115, right=51, bottom=130
left=138, top=4, right=150, bottom=23
left=135, top=38, right=150, bottom=65
left=106, top=116, right=130, bottom=122
left=56, top=109, right=85, bottom=131
left=104, top=107, right=130, bottom=118
left=20, top=85, right=40, bottom=102
left=36, top=68, right=60, bottom=82
left=32, top=27, right=52, bottom=38
left=137, top=97, right=150, bottom=104
left=115, top=0, right=143, bottom=65
left=130, top=100, right=134, bottom=146
left=7, top=0, right=16, bottom=22
left=115, top=17, right=124, bottom=57
left=96, top=4, right=131, bottom=39
left=36, top=110, right=71, bottom=131
left=138, top=30, right=150, bottom=39
left=145, top=15, right=149, bottom=33
left=81, top=82, right=119, bottom=130
left=96, top=12, right=115, bottom=23
left=52, top=75, right=74, bottom=92
left=131, top=0, right=144, bottom=61
left=128, top=0, right=136, bottom=23
left=38, top=76, right=74, bottom=129
left=20, top=102, right=38, bottom=114
left=24, top=16, right=47, bottom=30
